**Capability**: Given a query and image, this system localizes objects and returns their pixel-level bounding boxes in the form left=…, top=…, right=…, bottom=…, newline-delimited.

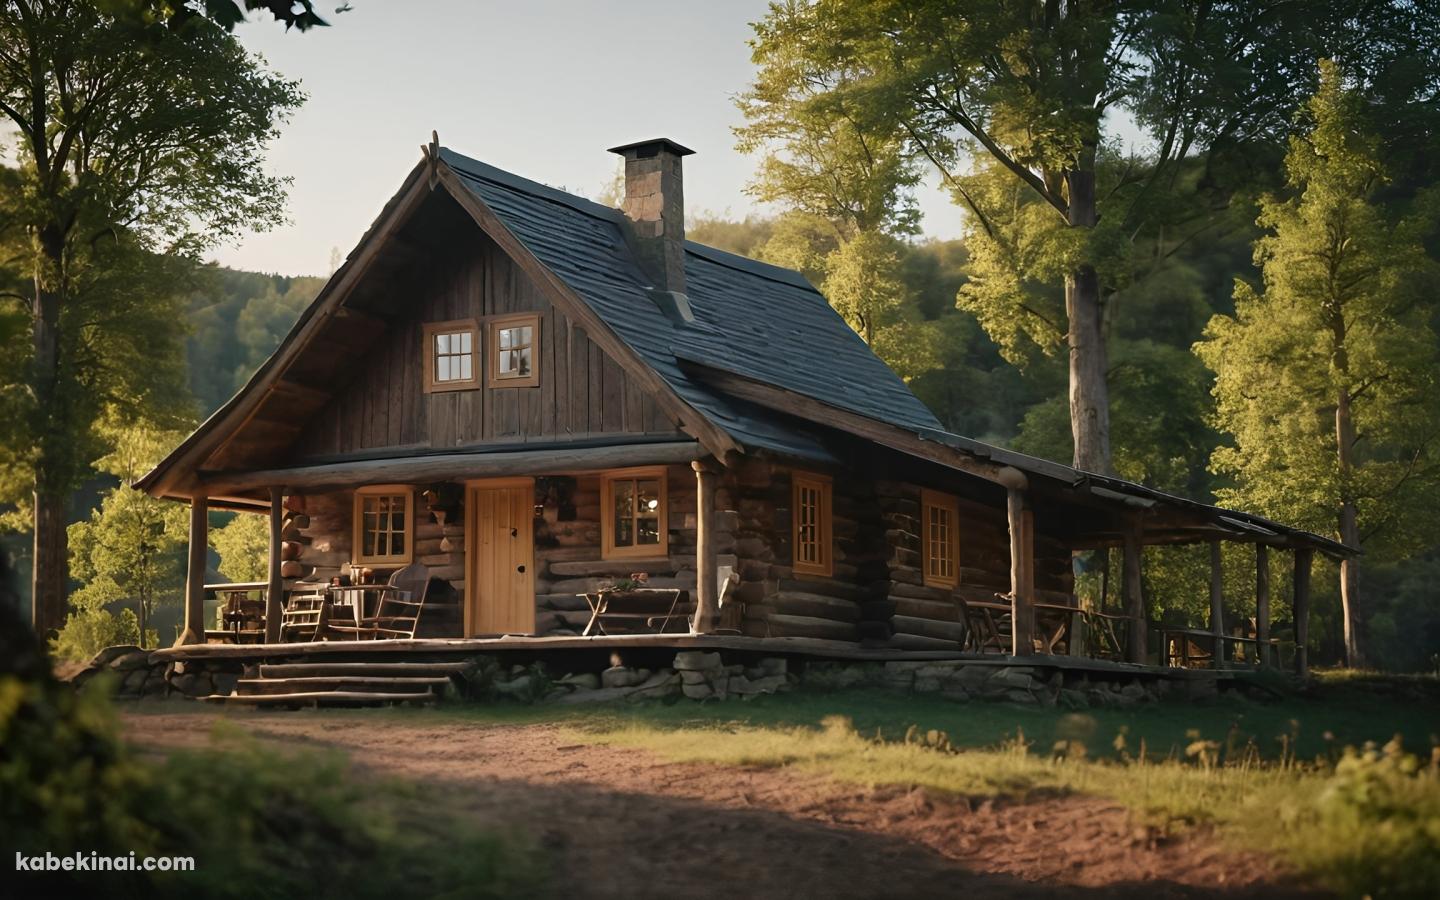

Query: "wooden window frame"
left=352, top=485, right=414, bottom=566
left=921, top=488, right=960, bottom=588
left=489, top=313, right=541, bottom=389
left=422, top=319, right=480, bottom=393
left=791, top=471, right=833, bottom=578
left=600, top=467, right=669, bottom=559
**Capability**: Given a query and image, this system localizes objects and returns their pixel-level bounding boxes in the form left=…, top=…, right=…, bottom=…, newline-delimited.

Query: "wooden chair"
left=327, top=563, right=432, bottom=640
left=280, top=587, right=333, bottom=642
left=216, top=595, right=267, bottom=644
left=961, top=596, right=1012, bottom=654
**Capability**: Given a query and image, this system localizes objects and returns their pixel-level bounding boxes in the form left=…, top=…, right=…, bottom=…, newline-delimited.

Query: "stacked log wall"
left=283, top=487, right=465, bottom=636
left=722, top=459, right=887, bottom=645
left=877, top=481, right=1074, bottom=650
left=532, top=465, right=708, bottom=635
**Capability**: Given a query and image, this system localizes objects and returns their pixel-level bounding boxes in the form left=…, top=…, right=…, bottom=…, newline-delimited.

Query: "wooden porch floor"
left=151, top=633, right=1239, bottom=681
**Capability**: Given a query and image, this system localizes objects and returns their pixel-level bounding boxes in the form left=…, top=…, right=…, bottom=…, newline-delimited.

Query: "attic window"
left=490, top=314, right=540, bottom=388
left=423, top=319, right=479, bottom=393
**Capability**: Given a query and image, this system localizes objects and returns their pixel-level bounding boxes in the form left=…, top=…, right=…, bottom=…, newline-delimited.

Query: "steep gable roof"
left=437, top=149, right=941, bottom=446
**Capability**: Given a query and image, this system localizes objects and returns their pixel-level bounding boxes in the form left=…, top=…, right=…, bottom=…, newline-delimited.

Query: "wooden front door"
left=466, top=479, right=535, bottom=636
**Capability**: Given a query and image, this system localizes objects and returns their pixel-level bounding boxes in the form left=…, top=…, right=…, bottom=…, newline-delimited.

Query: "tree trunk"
left=1064, top=166, right=1112, bottom=475
left=1335, top=387, right=1362, bottom=668
left=29, top=230, right=67, bottom=641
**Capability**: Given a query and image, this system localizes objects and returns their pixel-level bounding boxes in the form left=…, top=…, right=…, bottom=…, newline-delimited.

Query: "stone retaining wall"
left=68, top=645, right=1228, bottom=706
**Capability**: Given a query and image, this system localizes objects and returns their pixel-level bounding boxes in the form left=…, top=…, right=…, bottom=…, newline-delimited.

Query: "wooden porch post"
left=691, top=460, right=718, bottom=634
left=176, top=495, right=208, bottom=647
left=1209, top=541, right=1225, bottom=668
left=1123, top=526, right=1146, bottom=664
left=265, top=487, right=284, bottom=643
left=1256, top=544, right=1271, bottom=668
left=1293, top=548, right=1313, bottom=677
left=1007, top=487, right=1034, bottom=655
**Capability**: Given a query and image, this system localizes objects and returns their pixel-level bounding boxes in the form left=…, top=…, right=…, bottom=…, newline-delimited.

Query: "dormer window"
left=490, top=314, right=540, bottom=388
left=423, top=319, right=479, bottom=392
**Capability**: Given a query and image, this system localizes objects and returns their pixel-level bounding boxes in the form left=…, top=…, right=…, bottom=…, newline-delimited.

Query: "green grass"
left=541, top=680, right=1439, bottom=899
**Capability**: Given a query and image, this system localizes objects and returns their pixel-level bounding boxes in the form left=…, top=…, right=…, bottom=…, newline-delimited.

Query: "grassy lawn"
left=546, top=675, right=1439, bottom=899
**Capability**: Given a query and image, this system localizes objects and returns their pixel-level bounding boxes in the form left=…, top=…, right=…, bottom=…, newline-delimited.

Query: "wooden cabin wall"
left=876, top=482, right=1073, bottom=649
left=292, top=228, right=683, bottom=460
left=279, top=488, right=465, bottom=637
left=722, top=459, right=889, bottom=644
left=719, top=461, right=1075, bottom=649
left=532, top=466, right=706, bottom=635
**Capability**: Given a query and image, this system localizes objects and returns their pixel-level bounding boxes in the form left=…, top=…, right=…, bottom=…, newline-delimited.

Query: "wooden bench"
left=580, top=589, right=691, bottom=636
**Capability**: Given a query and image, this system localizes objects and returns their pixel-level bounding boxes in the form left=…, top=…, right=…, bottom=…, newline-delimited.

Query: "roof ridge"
left=438, top=147, right=817, bottom=294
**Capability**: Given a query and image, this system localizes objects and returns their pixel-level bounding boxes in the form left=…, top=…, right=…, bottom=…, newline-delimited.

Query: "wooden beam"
left=1007, top=487, right=1034, bottom=655
left=1293, top=548, right=1313, bottom=678
left=265, top=488, right=284, bottom=643
left=1123, top=524, right=1146, bottom=664
left=691, top=459, right=719, bottom=634
left=201, top=441, right=701, bottom=493
left=1209, top=541, right=1225, bottom=668
left=175, top=496, right=208, bottom=647
left=1256, top=544, right=1271, bottom=668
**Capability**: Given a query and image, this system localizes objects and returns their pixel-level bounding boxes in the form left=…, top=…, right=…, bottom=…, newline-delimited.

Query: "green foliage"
left=59, top=423, right=192, bottom=655
left=187, top=268, right=325, bottom=415
left=1197, top=62, right=1440, bottom=558
left=0, top=645, right=541, bottom=898
left=210, top=512, right=268, bottom=584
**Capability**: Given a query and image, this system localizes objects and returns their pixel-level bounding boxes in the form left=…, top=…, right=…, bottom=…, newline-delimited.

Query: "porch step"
left=236, top=676, right=452, bottom=696
left=258, top=661, right=471, bottom=678
left=201, top=690, right=438, bottom=707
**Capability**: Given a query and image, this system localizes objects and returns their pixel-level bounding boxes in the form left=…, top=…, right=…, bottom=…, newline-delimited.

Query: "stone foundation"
left=67, top=644, right=1235, bottom=707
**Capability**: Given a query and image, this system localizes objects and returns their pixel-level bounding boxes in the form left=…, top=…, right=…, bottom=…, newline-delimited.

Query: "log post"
left=1256, top=544, right=1271, bottom=668
left=1209, top=541, right=1225, bottom=668
left=691, top=459, right=718, bottom=634
left=1293, top=548, right=1313, bottom=677
left=176, top=495, right=208, bottom=647
left=1007, top=487, right=1034, bottom=655
left=1123, top=526, right=1146, bottom=663
left=265, top=487, right=284, bottom=643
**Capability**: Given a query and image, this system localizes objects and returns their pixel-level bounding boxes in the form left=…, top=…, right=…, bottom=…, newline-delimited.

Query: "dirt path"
left=121, top=708, right=1314, bottom=899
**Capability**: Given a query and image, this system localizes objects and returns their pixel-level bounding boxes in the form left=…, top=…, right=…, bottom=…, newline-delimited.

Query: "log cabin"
left=137, top=135, right=1352, bottom=673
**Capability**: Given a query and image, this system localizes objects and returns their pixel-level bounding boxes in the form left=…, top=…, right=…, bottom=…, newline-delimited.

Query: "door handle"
left=516, top=565, right=525, bottom=574
left=510, top=527, right=518, bottom=537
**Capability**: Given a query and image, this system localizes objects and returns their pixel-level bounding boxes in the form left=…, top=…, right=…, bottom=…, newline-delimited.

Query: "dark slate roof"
left=438, top=148, right=938, bottom=458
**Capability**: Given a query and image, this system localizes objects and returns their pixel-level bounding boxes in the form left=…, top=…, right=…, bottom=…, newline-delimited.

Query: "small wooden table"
left=580, top=589, right=689, bottom=636
left=205, top=582, right=268, bottom=644
left=1033, top=601, right=1081, bottom=654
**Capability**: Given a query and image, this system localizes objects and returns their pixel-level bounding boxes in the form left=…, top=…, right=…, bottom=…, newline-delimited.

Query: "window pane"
left=637, top=516, right=660, bottom=545
left=438, top=356, right=452, bottom=382
left=517, top=347, right=531, bottom=376
left=458, top=331, right=471, bottom=353
left=637, top=479, right=660, bottom=513
left=612, top=480, right=635, bottom=547
left=459, top=354, right=472, bottom=380
left=516, top=326, right=532, bottom=347
left=499, top=328, right=513, bottom=350
left=436, top=333, right=449, bottom=354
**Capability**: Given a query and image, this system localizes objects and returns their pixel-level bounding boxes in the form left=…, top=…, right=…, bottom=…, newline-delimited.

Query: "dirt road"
left=121, top=708, right=1314, bottom=899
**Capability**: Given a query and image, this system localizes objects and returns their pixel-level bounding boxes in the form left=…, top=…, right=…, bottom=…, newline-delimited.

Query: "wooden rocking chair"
left=327, top=563, right=432, bottom=640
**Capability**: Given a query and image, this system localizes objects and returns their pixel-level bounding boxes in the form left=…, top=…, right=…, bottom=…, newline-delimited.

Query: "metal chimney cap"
left=607, top=138, right=696, bottom=158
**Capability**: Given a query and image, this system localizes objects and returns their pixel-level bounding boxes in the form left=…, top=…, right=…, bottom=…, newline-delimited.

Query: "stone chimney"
left=608, top=138, right=694, bottom=296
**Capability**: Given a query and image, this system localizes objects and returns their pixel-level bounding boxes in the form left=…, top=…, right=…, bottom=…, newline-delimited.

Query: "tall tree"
left=0, top=1, right=302, bottom=638
left=1196, top=61, right=1440, bottom=667
left=741, top=0, right=1438, bottom=474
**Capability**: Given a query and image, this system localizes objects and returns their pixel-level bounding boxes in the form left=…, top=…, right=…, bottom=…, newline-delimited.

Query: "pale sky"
left=213, top=0, right=967, bottom=276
